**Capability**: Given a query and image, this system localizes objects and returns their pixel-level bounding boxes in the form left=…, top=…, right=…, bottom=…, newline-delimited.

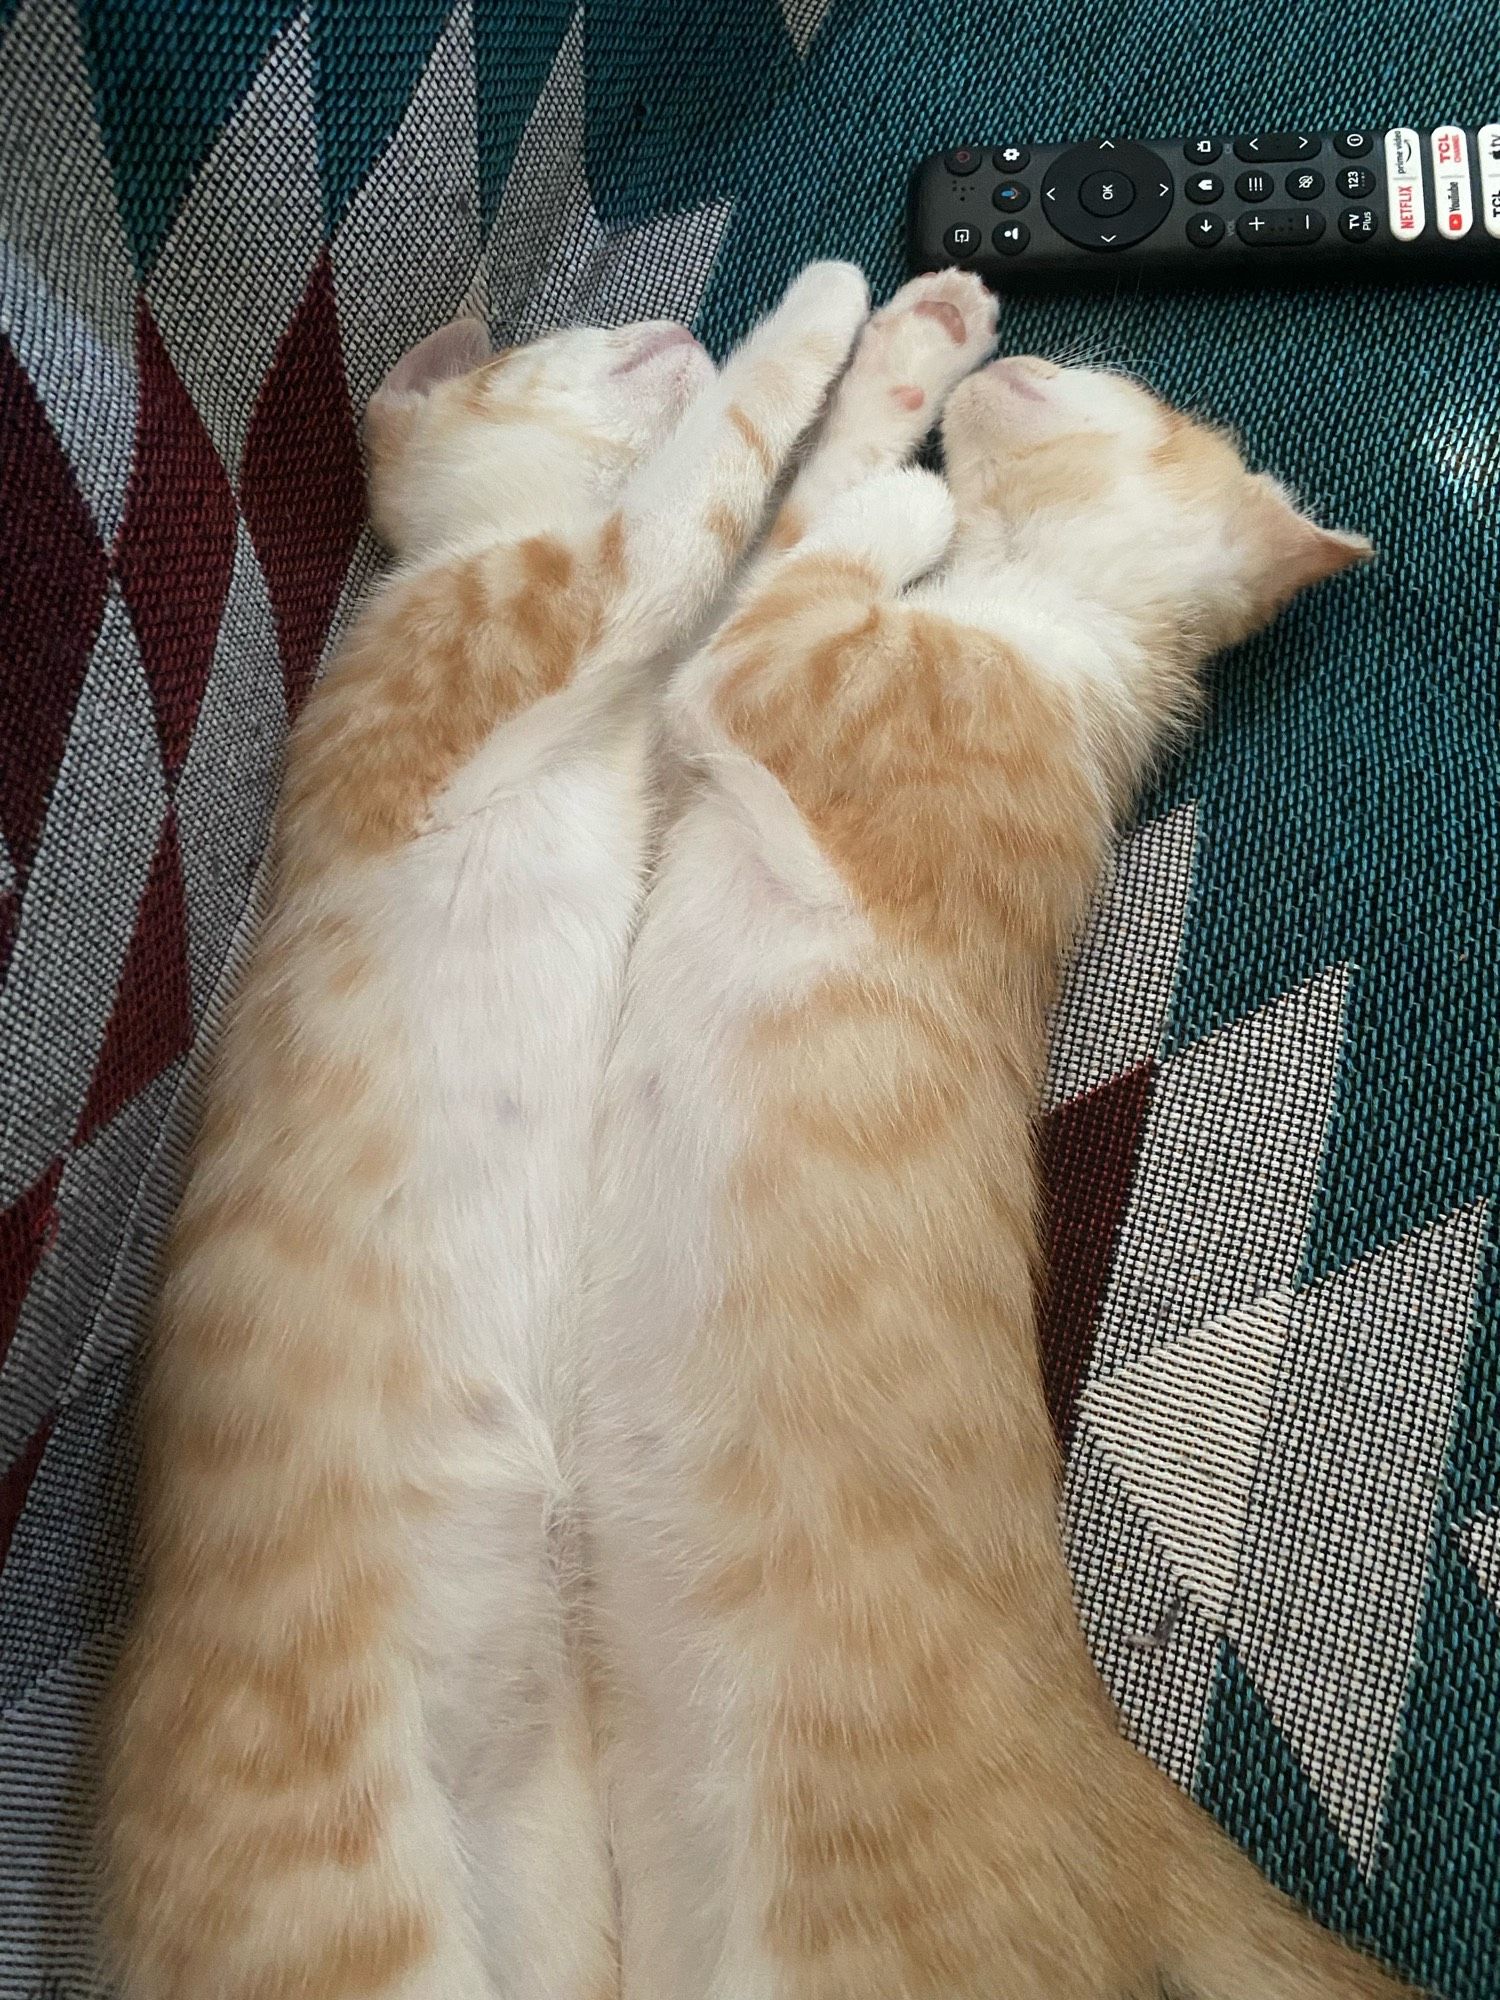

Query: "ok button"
left=1079, top=169, right=1135, bottom=216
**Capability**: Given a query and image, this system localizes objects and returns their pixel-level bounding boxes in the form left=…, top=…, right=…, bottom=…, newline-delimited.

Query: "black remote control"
left=910, top=128, right=1500, bottom=287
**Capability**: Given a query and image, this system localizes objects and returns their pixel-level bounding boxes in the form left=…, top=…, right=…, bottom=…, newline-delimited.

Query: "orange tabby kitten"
left=101, top=263, right=872, bottom=2000
left=580, top=282, right=1416, bottom=1998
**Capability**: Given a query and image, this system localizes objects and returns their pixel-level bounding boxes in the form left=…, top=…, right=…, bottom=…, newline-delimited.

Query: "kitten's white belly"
left=374, top=732, right=649, bottom=1929
left=583, top=773, right=869, bottom=2000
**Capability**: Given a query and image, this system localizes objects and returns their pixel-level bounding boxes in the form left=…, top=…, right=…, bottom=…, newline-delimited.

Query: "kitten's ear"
left=1248, top=476, right=1373, bottom=617
left=364, top=319, right=494, bottom=478
left=374, top=317, right=493, bottom=403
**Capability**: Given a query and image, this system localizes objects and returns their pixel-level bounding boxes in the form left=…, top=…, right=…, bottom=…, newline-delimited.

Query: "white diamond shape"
left=1046, top=803, right=1197, bottom=1110
left=1094, top=963, right=1350, bottom=1375
left=333, top=0, right=481, bottom=412
left=0, top=587, right=168, bottom=1208
left=477, top=7, right=731, bottom=342
left=147, top=9, right=322, bottom=478
left=0, top=0, right=139, bottom=542
left=1232, top=1202, right=1487, bottom=1873
left=1078, top=1289, right=1295, bottom=1627
left=776, top=0, right=837, bottom=57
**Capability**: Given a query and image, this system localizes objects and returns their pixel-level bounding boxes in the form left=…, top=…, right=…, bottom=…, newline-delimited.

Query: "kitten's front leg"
left=769, top=268, right=996, bottom=544
left=603, top=262, right=870, bottom=661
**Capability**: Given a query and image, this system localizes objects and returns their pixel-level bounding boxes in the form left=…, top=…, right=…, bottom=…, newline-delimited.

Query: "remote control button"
left=1334, top=130, right=1373, bottom=157
left=1187, top=213, right=1226, bottom=246
left=992, top=221, right=1030, bottom=255
left=1185, top=136, right=1222, bottom=164
left=1235, top=169, right=1274, bottom=202
left=1079, top=169, right=1135, bottom=216
left=1480, top=125, right=1500, bottom=239
left=1234, top=132, right=1319, bottom=161
left=1337, top=165, right=1376, bottom=197
left=942, top=222, right=982, bottom=258
left=1287, top=168, right=1324, bottom=200
left=1043, top=141, right=1172, bottom=250
left=1339, top=206, right=1379, bottom=242
left=1185, top=171, right=1223, bottom=203
left=1236, top=207, right=1327, bottom=245
left=993, top=144, right=1030, bottom=171
left=1384, top=128, right=1425, bottom=239
left=1431, top=127, right=1473, bottom=237
left=993, top=180, right=1031, bottom=213
left=943, top=147, right=983, bottom=176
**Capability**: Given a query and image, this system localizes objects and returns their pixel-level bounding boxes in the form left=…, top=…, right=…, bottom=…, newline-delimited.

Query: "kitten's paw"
left=856, top=270, right=998, bottom=414
left=749, top=260, right=870, bottom=371
left=802, top=465, right=956, bottom=587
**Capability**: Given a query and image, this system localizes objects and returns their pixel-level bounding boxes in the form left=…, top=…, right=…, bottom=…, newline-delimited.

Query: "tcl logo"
left=1435, top=131, right=1462, bottom=167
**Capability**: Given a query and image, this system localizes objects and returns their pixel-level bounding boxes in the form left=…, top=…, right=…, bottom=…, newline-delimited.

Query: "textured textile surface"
left=1, top=0, right=1496, bottom=1992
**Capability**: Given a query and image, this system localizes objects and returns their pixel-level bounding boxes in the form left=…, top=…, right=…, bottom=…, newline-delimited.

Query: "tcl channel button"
left=1384, top=127, right=1425, bottom=239
left=1430, top=126, right=1473, bottom=237
left=1477, top=124, right=1500, bottom=240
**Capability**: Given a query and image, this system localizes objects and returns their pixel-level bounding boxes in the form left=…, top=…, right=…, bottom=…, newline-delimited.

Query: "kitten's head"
left=941, top=357, right=1370, bottom=654
left=363, top=315, right=713, bottom=555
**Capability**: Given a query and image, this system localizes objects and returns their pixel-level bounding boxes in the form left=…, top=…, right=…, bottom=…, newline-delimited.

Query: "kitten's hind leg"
left=770, top=268, right=996, bottom=543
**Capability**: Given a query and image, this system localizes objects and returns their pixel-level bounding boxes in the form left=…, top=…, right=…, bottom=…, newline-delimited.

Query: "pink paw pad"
left=913, top=298, right=966, bottom=344
left=891, top=384, right=926, bottom=411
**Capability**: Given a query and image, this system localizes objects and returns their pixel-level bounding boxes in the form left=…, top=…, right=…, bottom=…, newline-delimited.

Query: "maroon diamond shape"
left=115, top=298, right=238, bottom=778
left=240, top=249, right=366, bottom=717
left=0, top=338, right=110, bottom=886
left=74, top=810, right=193, bottom=1147
left=1036, top=1061, right=1155, bottom=1453
left=0, top=1160, right=63, bottom=1372
left=0, top=1417, right=54, bottom=1579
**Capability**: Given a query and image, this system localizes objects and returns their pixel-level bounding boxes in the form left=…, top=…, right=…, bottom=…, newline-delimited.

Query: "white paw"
left=754, top=259, right=870, bottom=365
left=803, top=466, right=956, bottom=585
left=857, top=270, right=998, bottom=410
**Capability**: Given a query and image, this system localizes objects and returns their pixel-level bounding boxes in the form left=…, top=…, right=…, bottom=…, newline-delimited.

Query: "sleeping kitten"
left=102, top=262, right=871, bottom=2000
left=579, top=283, right=1414, bottom=1999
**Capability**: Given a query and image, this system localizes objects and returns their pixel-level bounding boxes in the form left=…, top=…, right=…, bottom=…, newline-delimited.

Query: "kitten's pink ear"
left=364, top=319, right=494, bottom=482
left=1251, top=477, right=1373, bottom=615
left=374, top=317, right=492, bottom=404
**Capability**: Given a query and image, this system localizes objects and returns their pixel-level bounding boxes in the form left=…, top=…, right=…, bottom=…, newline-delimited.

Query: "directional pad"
left=1041, top=139, right=1173, bottom=250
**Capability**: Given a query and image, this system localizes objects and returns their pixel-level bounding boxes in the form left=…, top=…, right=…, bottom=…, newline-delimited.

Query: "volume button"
left=1384, top=127, right=1425, bottom=239
left=1430, top=126, right=1473, bottom=237
left=1479, top=124, right=1500, bottom=239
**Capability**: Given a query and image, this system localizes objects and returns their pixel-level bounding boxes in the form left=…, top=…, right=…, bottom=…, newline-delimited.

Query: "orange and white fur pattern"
left=579, top=278, right=1417, bottom=1999
left=102, top=262, right=875, bottom=2000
